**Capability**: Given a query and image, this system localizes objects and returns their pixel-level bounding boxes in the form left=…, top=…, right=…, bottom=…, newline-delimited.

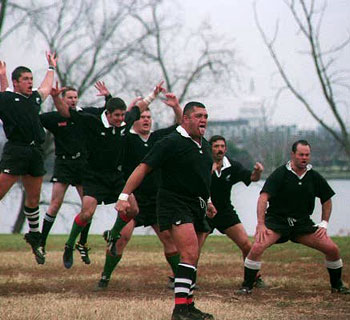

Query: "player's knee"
left=250, top=242, right=266, bottom=257
left=25, top=196, right=40, bottom=208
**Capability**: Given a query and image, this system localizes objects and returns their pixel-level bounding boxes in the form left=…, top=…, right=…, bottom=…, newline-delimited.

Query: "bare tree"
left=126, top=0, right=239, bottom=124
left=254, top=0, right=350, bottom=163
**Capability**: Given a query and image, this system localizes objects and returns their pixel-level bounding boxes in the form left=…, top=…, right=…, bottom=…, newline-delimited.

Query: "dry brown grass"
left=0, top=235, right=349, bottom=320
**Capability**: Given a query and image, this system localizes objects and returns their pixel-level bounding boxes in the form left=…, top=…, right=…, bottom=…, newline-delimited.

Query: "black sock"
left=79, top=221, right=92, bottom=245
left=41, top=213, right=56, bottom=247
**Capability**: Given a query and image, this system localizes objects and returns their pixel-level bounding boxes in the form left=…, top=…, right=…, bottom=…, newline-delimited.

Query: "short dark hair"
left=106, top=97, right=127, bottom=113
left=62, top=86, right=77, bottom=97
left=292, top=139, right=311, bottom=153
left=11, top=66, right=32, bottom=81
left=209, top=135, right=226, bottom=145
left=183, top=101, right=206, bottom=116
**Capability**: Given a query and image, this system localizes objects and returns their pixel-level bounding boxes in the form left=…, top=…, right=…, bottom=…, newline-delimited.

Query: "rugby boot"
left=171, top=305, right=202, bottom=320
left=331, top=285, right=350, bottom=294
left=254, top=276, right=267, bottom=288
left=75, top=242, right=91, bottom=264
left=188, top=303, right=214, bottom=320
left=63, top=244, right=74, bottom=269
left=235, top=286, right=252, bottom=295
left=94, top=273, right=110, bottom=291
left=24, top=232, right=45, bottom=264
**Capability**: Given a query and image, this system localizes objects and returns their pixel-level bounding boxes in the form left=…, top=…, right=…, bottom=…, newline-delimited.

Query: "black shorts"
left=134, top=192, right=157, bottom=227
left=50, top=157, right=87, bottom=186
left=82, top=169, right=125, bottom=205
left=157, top=188, right=211, bottom=233
left=265, top=214, right=318, bottom=243
left=0, top=142, right=46, bottom=177
left=207, top=206, right=241, bottom=234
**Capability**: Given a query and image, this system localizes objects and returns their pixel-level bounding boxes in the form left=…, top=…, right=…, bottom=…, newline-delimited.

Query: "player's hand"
left=254, top=162, right=264, bottom=173
left=254, top=223, right=270, bottom=243
left=50, top=81, right=65, bottom=98
left=162, top=92, right=180, bottom=109
left=0, top=61, right=7, bottom=75
left=94, top=81, right=110, bottom=97
left=206, top=203, right=217, bottom=218
left=129, top=96, right=143, bottom=108
left=153, top=80, right=166, bottom=96
left=314, top=226, right=327, bottom=239
left=115, top=199, right=130, bottom=216
left=46, top=51, right=57, bottom=68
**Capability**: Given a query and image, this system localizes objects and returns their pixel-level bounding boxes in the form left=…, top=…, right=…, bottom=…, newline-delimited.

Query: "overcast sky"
left=2, top=0, right=349, bottom=129
left=181, top=0, right=350, bottom=129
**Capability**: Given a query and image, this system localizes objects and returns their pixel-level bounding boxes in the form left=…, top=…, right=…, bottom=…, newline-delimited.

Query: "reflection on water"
left=0, top=180, right=349, bottom=236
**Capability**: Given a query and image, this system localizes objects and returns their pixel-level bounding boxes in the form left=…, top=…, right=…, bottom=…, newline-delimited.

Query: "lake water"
left=0, top=180, right=349, bottom=236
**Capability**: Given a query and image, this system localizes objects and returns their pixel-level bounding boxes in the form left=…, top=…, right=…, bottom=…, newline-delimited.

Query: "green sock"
left=110, top=216, right=128, bottom=239
left=66, top=221, right=84, bottom=247
left=166, top=253, right=180, bottom=275
left=103, top=252, right=122, bottom=279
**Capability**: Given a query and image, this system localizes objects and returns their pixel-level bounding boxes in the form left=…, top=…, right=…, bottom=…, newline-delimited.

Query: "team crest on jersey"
left=101, top=132, right=106, bottom=136
left=36, top=97, right=41, bottom=104
left=120, top=128, right=126, bottom=136
left=225, top=174, right=231, bottom=181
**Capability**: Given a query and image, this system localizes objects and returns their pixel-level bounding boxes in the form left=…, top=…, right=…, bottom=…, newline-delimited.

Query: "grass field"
left=0, top=234, right=349, bottom=320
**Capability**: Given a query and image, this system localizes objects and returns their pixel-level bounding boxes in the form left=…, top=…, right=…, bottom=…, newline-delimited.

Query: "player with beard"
left=197, top=135, right=265, bottom=287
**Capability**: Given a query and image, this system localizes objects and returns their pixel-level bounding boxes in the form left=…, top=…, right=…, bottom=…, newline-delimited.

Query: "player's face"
left=291, top=144, right=311, bottom=170
left=62, top=90, right=78, bottom=108
left=184, top=107, right=208, bottom=140
left=107, top=109, right=126, bottom=127
left=13, top=72, right=33, bottom=96
left=211, top=140, right=227, bottom=161
left=133, top=110, right=152, bottom=134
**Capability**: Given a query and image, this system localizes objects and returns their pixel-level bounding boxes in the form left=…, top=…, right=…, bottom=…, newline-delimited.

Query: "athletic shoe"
left=331, top=285, right=350, bottom=294
left=24, top=232, right=45, bottom=265
left=95, top=273, right=110, bottom=291
left=103, top=230, right=120, bottom=257
left=75, top=242, right=91, bottom=264
left=235, top=286, right=252, bottom=295
left=188, top=304, right=214, bottom=320
left=171, top=306, right=202, bottom=320
left=63, top=244, right=74, bottom=269
left=254, top=276, right=267, bottom=288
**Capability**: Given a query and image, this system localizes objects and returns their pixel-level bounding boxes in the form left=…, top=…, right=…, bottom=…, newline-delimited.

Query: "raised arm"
left=50, top=81, right=70, bottom=118
left=0, top=61, right=9, bottom=91
left=162, top=92, right=182, bottom=124
left=94, top=80, right=111, bottom=98
left=251, top=162, right=264, bottom=182
left=38, top=51, right=57, bottom=101
left=136, top=80, right=166, bottom=113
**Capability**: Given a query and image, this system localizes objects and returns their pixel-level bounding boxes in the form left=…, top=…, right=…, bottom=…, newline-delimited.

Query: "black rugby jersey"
left=40, top=107, right=104, bottom=157
left=69, top=106, right=140, bottom=173
left=0, top=90, right=45, bottom=144
left=211, top=156, right=251, bottom=211
left=142, top=127, right=213, bottom=200
left=261, top=164, right=335, bottom=219
left=123, top=125, right=177, bottom=195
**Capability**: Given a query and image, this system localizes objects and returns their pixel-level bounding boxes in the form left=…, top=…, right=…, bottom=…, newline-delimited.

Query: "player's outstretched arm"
left=38, top=51, right=57, bottom=101
left=50, top=81, right=70, bottom=118
left=0, top=61, right=9, bottom=92
left=162, top=92, right=182, bottom=124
